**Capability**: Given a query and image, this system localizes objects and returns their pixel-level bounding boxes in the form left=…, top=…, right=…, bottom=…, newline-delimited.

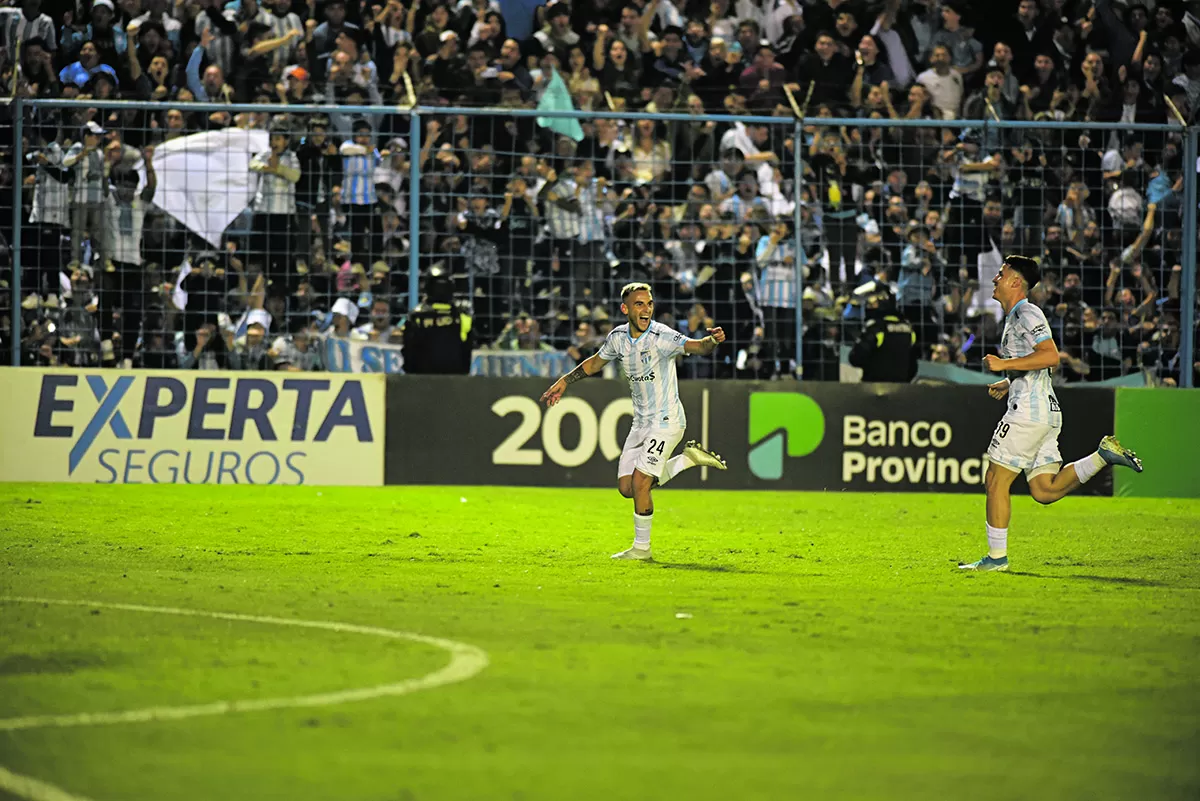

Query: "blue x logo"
left=68, top=376, right=134, bottom=474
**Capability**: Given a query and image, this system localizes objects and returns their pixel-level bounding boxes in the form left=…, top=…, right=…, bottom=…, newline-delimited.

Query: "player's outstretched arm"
left=683, top=327, right=726, bottom=356
left=540, top=354, right=608, bottom=407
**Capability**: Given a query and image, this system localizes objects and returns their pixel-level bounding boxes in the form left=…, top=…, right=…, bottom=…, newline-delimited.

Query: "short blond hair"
left=620, top=282, right=652, bottom=302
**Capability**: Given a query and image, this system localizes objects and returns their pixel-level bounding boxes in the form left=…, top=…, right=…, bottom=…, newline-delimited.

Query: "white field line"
left=0, top=596, right=490, bottom=801
left=0, top=766, right=97, bottom=801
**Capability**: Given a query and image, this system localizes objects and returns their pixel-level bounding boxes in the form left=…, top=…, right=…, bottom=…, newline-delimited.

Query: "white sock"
left=633, top=512, right=652, bottom=549
left=1072, top=451, right=1107, bottom=484
left=986, top=525, right=1007, bottom=559
left=656, top=455, right=694, bottom=487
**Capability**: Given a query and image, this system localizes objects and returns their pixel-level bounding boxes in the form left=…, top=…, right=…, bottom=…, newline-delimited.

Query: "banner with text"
left=0, top=368, right=385, bottom=485
left=323, top=337, right=406, bottom=374
left=384, top=377, right=1113, bottom=495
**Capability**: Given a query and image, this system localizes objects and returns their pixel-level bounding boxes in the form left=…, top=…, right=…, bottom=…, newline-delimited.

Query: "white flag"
left=148, top=127, right=271, bottom=247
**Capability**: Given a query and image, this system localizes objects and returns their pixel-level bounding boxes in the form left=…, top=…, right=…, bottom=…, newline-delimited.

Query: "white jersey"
left=1000, top=299, right=1061, bottom=426
left=597, top=321, right=687, bottom=430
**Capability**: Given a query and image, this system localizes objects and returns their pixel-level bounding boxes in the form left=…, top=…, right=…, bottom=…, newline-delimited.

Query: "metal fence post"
left=1182, top=127, right=1198, bottom=388
left=11, top=99, right=24, bottom=367
left=793, top=119, right=804, bottom=379
left=408, top=108, right=421, bottom=314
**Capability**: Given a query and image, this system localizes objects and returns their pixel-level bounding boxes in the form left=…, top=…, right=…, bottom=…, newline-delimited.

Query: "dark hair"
left=112, top=168, right=141, bottom=189
left=1005, top=254, right=1041, bottom=289
left=246, top=21, right=271, bottom=42
left=138, top=20, right=167, bottom=39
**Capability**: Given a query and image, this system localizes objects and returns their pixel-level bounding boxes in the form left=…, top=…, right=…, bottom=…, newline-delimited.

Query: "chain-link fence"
left=4, top=98, right=1197, bottom=386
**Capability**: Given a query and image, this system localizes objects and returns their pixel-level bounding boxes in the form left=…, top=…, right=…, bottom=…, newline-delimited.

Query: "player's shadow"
left=653, top=561, right=751, bottom=574
left=1008, top=571, right=1168, bottom=587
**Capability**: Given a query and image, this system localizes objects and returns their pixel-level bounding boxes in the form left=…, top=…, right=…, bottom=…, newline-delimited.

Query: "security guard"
left=847, top=284, right=919, bottom=382
left=401, top=267, right=474, bottom=374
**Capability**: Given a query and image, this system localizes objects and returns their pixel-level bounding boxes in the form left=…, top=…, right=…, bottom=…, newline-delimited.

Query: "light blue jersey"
left=598, top=321, right=687, bottom=430
left=1000, top=299, right=1061, bottom=425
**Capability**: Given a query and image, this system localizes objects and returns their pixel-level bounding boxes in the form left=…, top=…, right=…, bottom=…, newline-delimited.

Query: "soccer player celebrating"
left=962, top=255, right=1144, bottom=572
left=540, top=283, right=729, bottom=560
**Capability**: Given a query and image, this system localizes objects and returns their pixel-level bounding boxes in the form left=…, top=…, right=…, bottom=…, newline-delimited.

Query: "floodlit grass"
left=1, top=484, right=1198, bottom=801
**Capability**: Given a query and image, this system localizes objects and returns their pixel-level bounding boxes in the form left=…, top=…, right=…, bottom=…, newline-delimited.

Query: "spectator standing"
left=795, top=30, right=854, bottom=107
left=295, top=116, right=342, bottom=244
left=58, top=41, right=117, bottom=89
left=26, top=132, right=70, bottom=304
left=754, top=221, right=798, bottom=377
left=930, top=1, right=982, bottom=79
left=353, top=297, right=403, bottom=342
left=257, top=0, right=305, bottom=76
left=917, top=44, right=964, bottom=118
left=898, top=224, right=942, bottom=347
left=63, top=121, right=110, bottom=272
left=311, top=0, right=360, bottom=77
left=103, top=147, right=157, bottom=367
left=249, top=127, right=302, bottom=299
left=807, top=132, right=870, bottom=294
left=337, top=119, right=383, bottom=264
left=0, top=0, right=56, bottom=56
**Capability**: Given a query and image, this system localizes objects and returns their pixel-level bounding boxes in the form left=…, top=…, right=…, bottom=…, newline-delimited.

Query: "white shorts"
left=618, top=424, right=686, bottom=481
left=986, top=417, right=1063, bottom=479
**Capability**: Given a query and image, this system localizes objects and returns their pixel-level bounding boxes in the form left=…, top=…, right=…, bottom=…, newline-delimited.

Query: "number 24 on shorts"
left=645, top=438, right=667, bottom=455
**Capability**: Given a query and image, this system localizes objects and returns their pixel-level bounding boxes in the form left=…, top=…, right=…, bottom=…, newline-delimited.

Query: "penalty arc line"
left=0, top=596, right=490, bottom=801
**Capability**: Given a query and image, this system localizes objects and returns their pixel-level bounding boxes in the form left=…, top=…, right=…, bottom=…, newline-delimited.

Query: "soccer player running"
left=540, top=283, right=729, bottom=560
left=962, top=255, right=1144, bottom=572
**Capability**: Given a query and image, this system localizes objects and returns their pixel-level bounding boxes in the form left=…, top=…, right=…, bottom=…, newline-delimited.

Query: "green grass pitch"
left=1, top=484, right=1198, bottom=801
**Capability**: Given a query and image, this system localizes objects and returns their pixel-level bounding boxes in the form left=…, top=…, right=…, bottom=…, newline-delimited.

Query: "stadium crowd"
left=0, top=0, right=1197, bottom=383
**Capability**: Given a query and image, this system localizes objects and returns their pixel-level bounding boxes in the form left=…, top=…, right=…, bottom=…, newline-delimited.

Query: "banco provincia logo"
left=747, top=392, right=825, bottom=480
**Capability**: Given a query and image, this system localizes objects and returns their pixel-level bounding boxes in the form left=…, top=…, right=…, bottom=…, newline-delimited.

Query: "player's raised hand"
left=987, top=380, right=1009, bottom=400
left=540, top=378, right=567, bottom=407
left=707, top=327, right=725, bottom=344
left=983, top=354, right=1006, bottom=372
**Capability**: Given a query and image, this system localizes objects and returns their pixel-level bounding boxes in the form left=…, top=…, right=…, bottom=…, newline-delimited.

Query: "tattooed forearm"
left=563, top=364, right=589, bottom=385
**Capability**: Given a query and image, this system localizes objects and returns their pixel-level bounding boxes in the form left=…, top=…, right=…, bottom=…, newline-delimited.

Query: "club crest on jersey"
left=641, top=351, right=652, bottom=365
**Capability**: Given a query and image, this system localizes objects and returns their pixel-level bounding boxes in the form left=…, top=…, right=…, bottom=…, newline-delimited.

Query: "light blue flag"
left=536, top=70, right=584, bottom=142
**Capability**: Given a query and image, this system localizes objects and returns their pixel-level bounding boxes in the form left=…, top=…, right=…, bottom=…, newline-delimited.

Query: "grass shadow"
left=1008, top=571, right=1168, bottom=587
left=652, top=562, right=749, bottom=574
left=0, top=650, right=116, bottom=676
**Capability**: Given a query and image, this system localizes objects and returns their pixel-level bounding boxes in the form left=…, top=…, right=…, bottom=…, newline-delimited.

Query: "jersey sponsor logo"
left=629, top=372, right=656, bottom=383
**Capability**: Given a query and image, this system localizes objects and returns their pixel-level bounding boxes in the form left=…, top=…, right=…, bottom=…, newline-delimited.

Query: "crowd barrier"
left=4, top=368, right=1195, bottom=496
left=7, top=99, right=1198, bottom=388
